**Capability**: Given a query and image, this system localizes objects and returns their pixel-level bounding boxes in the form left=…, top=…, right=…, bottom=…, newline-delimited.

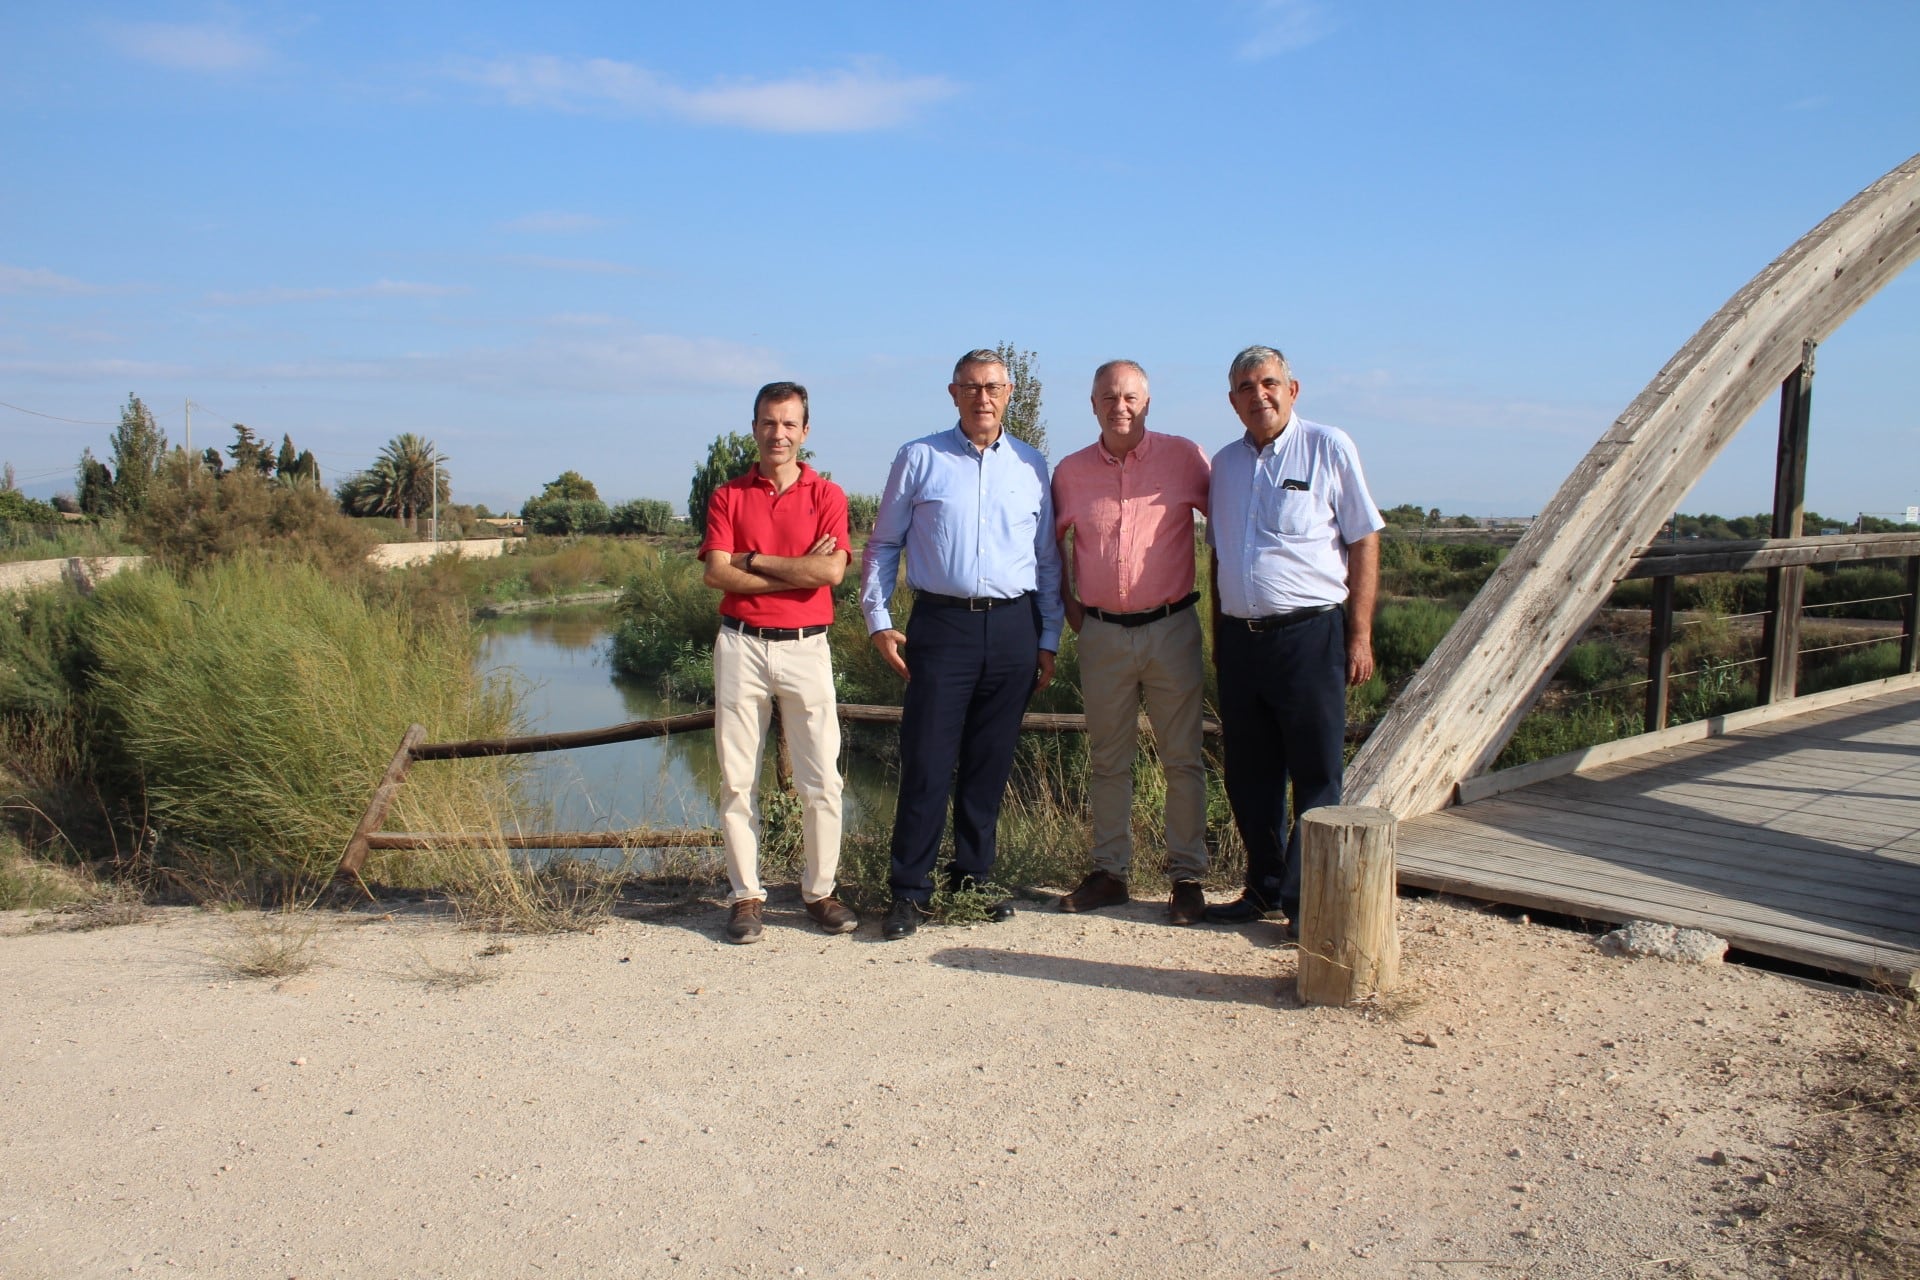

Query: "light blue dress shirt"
left=1207, top=414, right=1385, bottom=617
left=860, top=424, right=1064, bottom=651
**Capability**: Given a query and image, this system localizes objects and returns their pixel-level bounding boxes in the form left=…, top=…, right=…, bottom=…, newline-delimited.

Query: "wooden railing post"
left=1902, top=554, right=1920, bottom=676
left=1760, top=341, right=1815, bottom=704
left=1296, top=806, right=1400, bottom=1006
left=1646, top=574, right=1674, bottom=732
left=332, top=723, right=427, bottom=891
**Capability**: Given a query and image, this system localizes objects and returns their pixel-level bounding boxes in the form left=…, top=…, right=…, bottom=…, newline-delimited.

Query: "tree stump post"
left=1296, top=805, right=1400, bottom=1006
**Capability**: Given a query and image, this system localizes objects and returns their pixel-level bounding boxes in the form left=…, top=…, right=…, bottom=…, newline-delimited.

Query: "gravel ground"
left=0, top=892, right=1899, bottom=1279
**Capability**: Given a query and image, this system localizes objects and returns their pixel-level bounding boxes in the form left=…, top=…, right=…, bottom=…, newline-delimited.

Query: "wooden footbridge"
left=339, top=154, right=1920, bottom=986
left=1396, top=679, right=1920, bottom=985
left=1348, top=152, right=1920, bottom=987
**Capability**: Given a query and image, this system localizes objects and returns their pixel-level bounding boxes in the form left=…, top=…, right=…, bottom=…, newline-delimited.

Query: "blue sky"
left=3, top=2, right=1917, bottom=520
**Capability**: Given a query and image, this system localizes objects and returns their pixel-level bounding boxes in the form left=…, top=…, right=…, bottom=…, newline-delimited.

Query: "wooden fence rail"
left=332, top=703, right=1226, bottom=892
left=1628, top=533, right=1920, bottom=735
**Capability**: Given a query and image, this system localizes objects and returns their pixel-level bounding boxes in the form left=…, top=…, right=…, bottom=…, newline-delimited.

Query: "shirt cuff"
left=865, top=608, right=895, bottom=635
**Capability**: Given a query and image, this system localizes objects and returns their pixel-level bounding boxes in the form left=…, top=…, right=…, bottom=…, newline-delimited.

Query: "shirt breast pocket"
left=1258, top=487, right=1323, bottom=537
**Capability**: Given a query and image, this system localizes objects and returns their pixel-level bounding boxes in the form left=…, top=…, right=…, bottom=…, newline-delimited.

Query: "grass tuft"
left=30, top=882, right=149, bottom=931
left=216, top=907, right=323, bottom=979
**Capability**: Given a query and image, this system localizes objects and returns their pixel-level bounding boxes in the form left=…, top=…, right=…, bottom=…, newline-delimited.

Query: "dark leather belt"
left=915, top=590, right=1032, bottom=612
left=1232, top=603, right=1338, bottom=632
left=1085, top=592, right=1200, bottom=629
left=721, top=615, right=829, bottom=641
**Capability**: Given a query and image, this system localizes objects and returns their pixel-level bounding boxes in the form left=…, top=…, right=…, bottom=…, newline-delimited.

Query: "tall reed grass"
left=76, top=555, right=521, bottom=891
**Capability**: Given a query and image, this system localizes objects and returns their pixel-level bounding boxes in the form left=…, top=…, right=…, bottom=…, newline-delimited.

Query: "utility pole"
left=430, top=442, right=438, bottom=545
left=185, top=399, right=192, bottom=460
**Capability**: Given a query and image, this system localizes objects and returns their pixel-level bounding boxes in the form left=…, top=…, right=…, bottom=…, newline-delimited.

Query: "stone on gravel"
left=1594, top=919, right=1727, bottom=964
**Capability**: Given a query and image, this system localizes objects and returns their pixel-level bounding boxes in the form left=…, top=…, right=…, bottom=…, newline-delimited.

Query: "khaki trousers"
left=712, top=627, right=843, bottom=904
left=1075, top=606, right=1209, bottom=881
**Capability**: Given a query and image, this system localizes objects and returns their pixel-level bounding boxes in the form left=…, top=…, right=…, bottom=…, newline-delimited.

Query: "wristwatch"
left=743, top=551, right=758, bottom=573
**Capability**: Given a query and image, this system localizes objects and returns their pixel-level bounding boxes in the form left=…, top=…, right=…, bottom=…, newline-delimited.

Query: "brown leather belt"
left=721, top=616, right=829, bottom=641
left=1084, top=592, right=1200, bottom=628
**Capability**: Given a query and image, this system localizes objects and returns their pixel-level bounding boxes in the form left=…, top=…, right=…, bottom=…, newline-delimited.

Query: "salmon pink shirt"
left=1051, top=430, right=1210, bottom=614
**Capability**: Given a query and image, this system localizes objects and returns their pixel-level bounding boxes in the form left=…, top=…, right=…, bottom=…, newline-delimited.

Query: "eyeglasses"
left=953, top=382, right=1010, bottom=397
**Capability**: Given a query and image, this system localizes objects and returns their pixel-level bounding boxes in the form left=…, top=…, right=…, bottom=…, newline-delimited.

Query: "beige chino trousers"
left=1075, top=606, right=1210, bottom=882
left=712, top=626, right=843, bottom=904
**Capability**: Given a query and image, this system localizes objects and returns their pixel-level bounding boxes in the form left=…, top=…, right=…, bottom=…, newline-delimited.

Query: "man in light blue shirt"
left=861, top=348, right=1063, bottom=940
left=1205, top=344, right=1382, bottom=931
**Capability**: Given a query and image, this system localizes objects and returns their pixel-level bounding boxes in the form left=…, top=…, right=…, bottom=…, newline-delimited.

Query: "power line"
left=0, top=398, right=119, bottom=426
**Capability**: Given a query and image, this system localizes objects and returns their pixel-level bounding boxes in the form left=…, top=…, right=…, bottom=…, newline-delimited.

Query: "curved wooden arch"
left=1347, top=153, right=1920, bottom=819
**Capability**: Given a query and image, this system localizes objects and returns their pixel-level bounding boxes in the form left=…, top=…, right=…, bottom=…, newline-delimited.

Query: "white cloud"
left=498, top=255, right=645, bottom=277
left=101, top=20, right=272, bottom=72
left=422, top=323, right=776, bottom=393
left=1237, top=0, right=1333, bottom=60
left=1322, top=368, right=1607, bottom=439
left=502, top=211, right=614, bottom=234
left=206, top=279, right=469, bottom=305
left=189, top=323, right=773, bottom=393
left=456, top=55, right=957, bottom=133
left=0, top=356, right=193, bottom=379
left=0, top=264, right=104, bottom=295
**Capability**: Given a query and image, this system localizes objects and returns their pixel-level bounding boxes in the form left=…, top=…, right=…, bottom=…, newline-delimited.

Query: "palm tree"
left=335, top=434, right=448, bottom=531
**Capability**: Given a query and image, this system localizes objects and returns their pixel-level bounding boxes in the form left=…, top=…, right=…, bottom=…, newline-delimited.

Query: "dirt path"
left=0, top=894, right=1901, bottom=1278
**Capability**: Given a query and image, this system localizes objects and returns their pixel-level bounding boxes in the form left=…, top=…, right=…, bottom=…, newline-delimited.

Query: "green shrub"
left=610, top=498, right=675, bottom=535
left=609, top=550, right=715, bottom=682
left=1378, top=537, right=1506, bottom=602
left=1802, top=640, right=1901, bottom=695
left=131, top=456, right=376, bottom=576
left=1, top=515, right=139, bottom=564
left=1372, top=599, right=1460, bottom=684
left=846, top=493, right=880, bottom=533
left=1493, top=699, right=1637, bottom=769
left=1805, top=565, right=1907, bottom=621
left=523, top=497, right=611, bottom=536
left=77, top=556, right=520, bottom=888
left=0, top=490, right=62, bottom=523
left=1559, top=640, right=1630, bottom=691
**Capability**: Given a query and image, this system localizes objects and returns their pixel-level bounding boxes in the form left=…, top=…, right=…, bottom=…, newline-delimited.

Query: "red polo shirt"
left=698, top=462, right=851, bottom=628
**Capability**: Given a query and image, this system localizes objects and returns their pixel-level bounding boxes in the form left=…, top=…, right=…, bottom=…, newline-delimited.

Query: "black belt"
left=914, top=590, right=1032, bottom=612
left=1230, top=603, right=1338, bottom=633
left=721, top=615, right=829, bottom=641
left=1084, top=592, right=1200, bottom=629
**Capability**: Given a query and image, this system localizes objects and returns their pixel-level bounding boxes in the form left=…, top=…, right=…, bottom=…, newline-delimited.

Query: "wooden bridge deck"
left=1395, top=684, right=1920, bottom=986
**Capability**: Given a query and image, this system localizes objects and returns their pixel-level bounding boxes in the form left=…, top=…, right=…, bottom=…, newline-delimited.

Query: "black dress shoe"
left=1202, top=893, right=1281, bottom=924
left=883, top=897, right=925, bottom=941
left=985, top=898, right=1015, bottom=923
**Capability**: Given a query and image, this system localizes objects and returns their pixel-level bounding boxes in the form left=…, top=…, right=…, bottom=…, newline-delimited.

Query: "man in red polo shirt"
left=1052, top=359, right=1213, bottom=923
left=698, top=381, right=857, bottom=943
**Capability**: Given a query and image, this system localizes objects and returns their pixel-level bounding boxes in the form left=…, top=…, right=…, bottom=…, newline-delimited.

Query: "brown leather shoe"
left=1059, top=870, right=1129, bottom=913
left=724, top=898, right=764, bottom=944
left=805, top=896, right=858, bottom=934
left=1167, top=879, right=1206, bottom=926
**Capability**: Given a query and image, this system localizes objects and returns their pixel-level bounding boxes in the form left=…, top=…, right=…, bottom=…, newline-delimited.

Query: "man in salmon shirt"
left=698, top=381, right=859, bottom=944
left=1052, top=360, right=1214, bottom=924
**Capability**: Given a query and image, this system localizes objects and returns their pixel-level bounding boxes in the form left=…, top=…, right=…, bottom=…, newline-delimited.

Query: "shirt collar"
left=746, top=460, right=816, bottom=493
left=950, top=423, right=1004, bottom=455
left=1098, top=428, right=1154, bottom=466
left=1240, top=412, right=1299, bottom=453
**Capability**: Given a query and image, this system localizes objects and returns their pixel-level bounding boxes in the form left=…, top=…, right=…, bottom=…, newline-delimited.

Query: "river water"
left=475, top=608, right=893, bottom=842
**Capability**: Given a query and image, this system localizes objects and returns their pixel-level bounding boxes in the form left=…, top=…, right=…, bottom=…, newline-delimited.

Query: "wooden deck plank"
left=1489, top=787, right=1920, bottom=867
left=1509, top=802, right=1920, bottom=869
left=1402, top=815, right=1920, bottom=938
left=1398, top=825, right=1920, bottom=949
left=1396, top=684, right=1920, bottom=986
